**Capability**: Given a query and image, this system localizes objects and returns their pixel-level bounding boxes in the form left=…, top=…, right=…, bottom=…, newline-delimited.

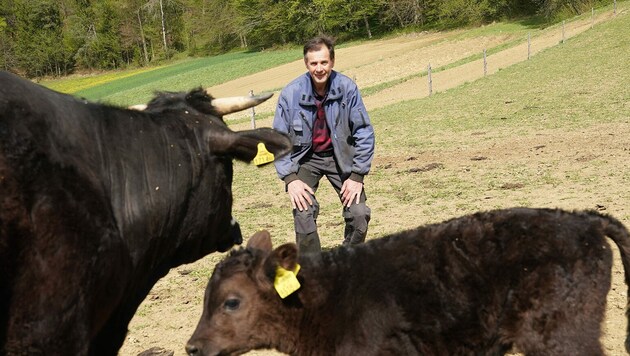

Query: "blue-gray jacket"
left=273, top=71, right=375, bottom=184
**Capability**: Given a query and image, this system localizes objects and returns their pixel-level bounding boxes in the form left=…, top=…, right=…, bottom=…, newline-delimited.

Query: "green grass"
left=41, top=67, right=164, bottom=94
left=41, top=48, right=302, bottom=106
left=374, top=12, right=629, bottom=147
left=42, top=4, right=617, bottom=109
left=37, top=14, right=558, bottom=105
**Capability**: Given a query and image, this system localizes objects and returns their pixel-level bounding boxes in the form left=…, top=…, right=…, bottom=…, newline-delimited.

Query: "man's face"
left=304, top=46, right=335, bottom=92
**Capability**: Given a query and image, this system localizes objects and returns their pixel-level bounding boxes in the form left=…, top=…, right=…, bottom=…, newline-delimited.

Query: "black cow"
left=187, top=208, right=630, bottom=356
left=0, top=70, right=290, bottom=355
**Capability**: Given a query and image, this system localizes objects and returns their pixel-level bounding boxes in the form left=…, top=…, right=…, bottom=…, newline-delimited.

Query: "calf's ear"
left=269, top=243, right=299, bottom=272
left=247, top=230, right=273, bottom=252
left=207, top=128, right=291, bottom=163
left=256, top=243, right=298, bottom=290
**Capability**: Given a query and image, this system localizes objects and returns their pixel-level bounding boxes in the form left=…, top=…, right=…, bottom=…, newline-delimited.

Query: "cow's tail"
left=593, top=211, right=630, bottom=353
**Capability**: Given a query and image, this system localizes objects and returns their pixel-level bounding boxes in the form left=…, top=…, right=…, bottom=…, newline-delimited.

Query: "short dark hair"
left=303, top=36, right=335, bottom=60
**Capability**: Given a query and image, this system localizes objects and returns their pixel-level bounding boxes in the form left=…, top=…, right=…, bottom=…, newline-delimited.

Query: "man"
left=273, top=35, right=375, bottom=254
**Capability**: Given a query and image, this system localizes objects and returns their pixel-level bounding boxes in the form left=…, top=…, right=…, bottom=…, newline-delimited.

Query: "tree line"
left=0, top=0, right=609, bottom=78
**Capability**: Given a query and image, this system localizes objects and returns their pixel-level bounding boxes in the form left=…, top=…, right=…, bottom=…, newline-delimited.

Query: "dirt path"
left=119, top=7, right=627, bottom=356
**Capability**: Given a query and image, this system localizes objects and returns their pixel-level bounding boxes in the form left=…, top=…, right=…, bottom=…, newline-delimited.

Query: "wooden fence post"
left=562, top=21, right=565, bottom=44
left=249, top=90, right=256, bottom=129
left=483, top=49, right=487, bottom=76
left=427, top=63, right=432, bottom=96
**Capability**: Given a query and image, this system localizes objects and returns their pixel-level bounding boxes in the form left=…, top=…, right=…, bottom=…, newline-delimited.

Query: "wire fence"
left=420, top=6, right=615, bottom=97
left=247, top=5, right=618, bottom=125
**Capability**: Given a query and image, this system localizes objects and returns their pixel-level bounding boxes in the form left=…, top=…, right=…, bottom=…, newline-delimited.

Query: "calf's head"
left=186, top=231, right=298, bottom=356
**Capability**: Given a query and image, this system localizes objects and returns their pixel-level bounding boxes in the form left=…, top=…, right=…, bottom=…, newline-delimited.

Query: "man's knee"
left=293, top=203, right=319, bottom=235
left=345, top=203, right=371, bottom=229
left=343, top=203, right=371, bottom=245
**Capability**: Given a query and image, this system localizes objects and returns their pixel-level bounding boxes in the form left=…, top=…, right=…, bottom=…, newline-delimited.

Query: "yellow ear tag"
left=274, top=264, right=301, bottom=299
left=253, top=142, right=275, bottom=166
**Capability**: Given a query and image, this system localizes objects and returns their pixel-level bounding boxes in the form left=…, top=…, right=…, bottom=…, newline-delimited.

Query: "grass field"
left=42, top=49, right=303, bottom=105
left=40, top=13, right=563, bottom=106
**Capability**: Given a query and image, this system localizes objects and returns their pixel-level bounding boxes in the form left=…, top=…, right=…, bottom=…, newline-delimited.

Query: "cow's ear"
left=207, top=128, right=291, bottom=163
left=246, top=230, right=273, bottom=252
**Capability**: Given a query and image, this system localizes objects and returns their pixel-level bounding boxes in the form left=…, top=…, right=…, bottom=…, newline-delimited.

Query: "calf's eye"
left=224, top=298, right=240, bottom=311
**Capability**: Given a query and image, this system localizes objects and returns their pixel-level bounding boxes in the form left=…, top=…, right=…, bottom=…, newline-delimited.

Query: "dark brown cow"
left=0, top=70, right=291, bottom=355
left=187, top=208, right=630, bottom=356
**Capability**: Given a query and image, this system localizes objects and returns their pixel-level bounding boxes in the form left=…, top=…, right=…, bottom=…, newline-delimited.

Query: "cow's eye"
left=224, top=298, right=240, bottom=311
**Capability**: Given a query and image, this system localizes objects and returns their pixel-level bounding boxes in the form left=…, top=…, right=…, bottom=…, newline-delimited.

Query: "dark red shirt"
left=312, top=98, right=332, bottom=153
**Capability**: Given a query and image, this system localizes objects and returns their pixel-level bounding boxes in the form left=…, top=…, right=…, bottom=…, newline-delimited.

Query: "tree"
left=337, top=0, right=384, bottom=38
left=11, top=0, right=72, bottom=77
left=67, top=0, right=123, bottom=70
left=533, top=0, right=597, bottom=19
left=0, top=8, right=17, bottom=71
left=142, top=0, right=184, bottom=58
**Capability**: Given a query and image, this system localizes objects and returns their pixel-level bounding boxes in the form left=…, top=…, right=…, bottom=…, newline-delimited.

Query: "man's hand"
left=340, top=179, right=363, bottom=208
left=287, top=180, right=315, bottom=211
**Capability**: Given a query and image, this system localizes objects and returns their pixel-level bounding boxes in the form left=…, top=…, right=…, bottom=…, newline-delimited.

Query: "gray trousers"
left=293, top=152, right=371, bottom=254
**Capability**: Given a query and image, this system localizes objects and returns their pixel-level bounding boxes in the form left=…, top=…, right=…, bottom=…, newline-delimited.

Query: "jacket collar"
left=298, top=71, right=343, bottom=106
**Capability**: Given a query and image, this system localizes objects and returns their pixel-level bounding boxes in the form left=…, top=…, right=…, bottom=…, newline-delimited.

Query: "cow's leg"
left=5, top=259, right=92, bottom=355
left=90, top=304, right=138, bottom=356
left=5, top=203, right=129, bottom=355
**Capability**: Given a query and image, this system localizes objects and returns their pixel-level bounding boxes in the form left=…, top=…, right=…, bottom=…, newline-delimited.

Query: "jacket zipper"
left=337, top=102, right=345, bottom=127
left=299, top=111, right=312, bottom=131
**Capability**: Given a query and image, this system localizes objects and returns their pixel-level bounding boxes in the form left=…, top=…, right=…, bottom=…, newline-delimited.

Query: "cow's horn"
left=209, top=92, right=274, bottom=116
left=128, top=104, right=147, bottom=111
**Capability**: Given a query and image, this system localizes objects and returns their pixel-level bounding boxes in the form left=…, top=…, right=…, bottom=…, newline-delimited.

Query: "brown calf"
left=187, top=208, right=630, bottom=355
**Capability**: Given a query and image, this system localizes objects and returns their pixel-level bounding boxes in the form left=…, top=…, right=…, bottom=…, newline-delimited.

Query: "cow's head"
left=186, top=231, right=299, bottom=356
left=131, top=88, right=272, bottom=117
left=128, top=89, right=291, bottom=256
left=136, top=89, right=291, bottom=164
